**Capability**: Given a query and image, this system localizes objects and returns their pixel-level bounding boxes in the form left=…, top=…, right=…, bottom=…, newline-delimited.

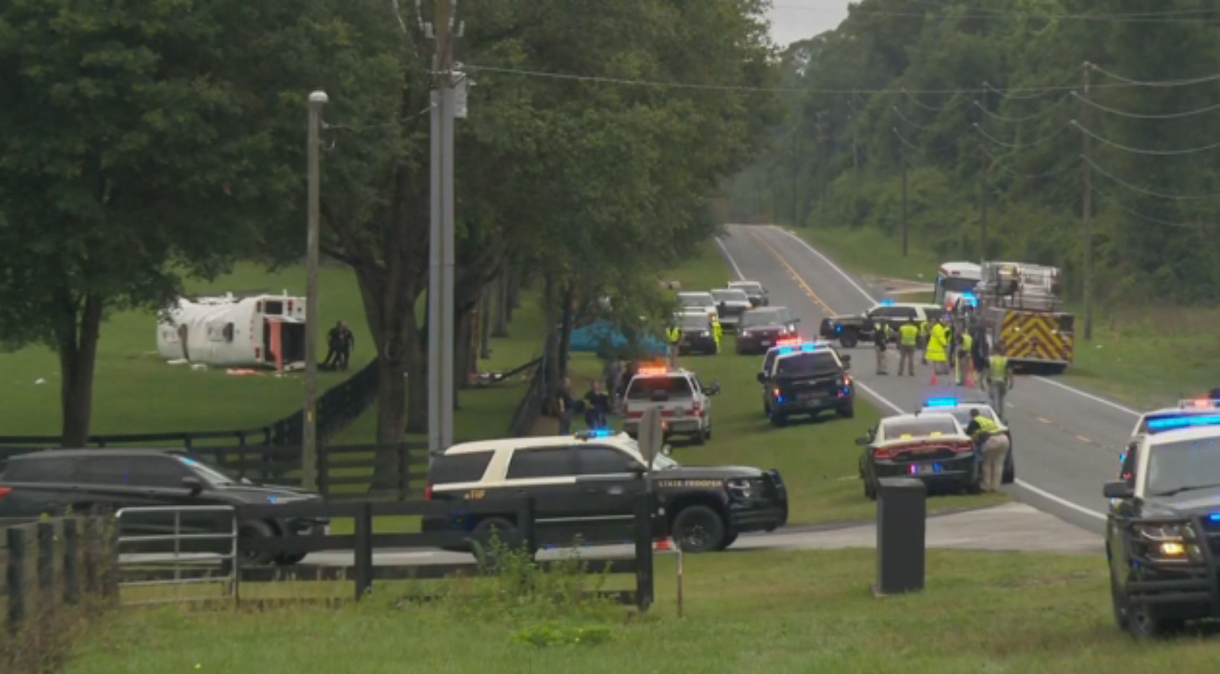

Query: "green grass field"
left=798, top=225, right=1216, bottom=409
left=62, top=547, right=1220, bottom=674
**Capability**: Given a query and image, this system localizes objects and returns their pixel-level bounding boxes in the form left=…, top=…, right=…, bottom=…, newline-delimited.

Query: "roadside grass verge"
left=795, top=224, right=1213, bottom=409
left=65, top=547, right=1220, bottom=674
left=0, top=262, right=371, bottom=436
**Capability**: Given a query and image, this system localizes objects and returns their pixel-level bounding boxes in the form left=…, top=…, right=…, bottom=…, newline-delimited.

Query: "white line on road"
left=1032, top=376, right=1139, bottom=417
left=715, top=236, right=746, bottom=281
left=770, top=225, right=877, bottom=304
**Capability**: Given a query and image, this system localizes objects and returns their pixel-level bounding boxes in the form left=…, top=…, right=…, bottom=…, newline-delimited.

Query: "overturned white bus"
left=156, top=292, right=306, bottom=370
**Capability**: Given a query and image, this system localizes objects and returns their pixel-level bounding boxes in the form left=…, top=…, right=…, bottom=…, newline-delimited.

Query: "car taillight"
left=424, top=485, right=433, bottom=501
left=692, top=402, right=702, bottom=416
left=873, top=447, right=895, bottom=460
left=842, top=375, right=851, bottom=386
left=0, top=486, right=10, bottom=500
left=949, top=442, right=974, bottom=453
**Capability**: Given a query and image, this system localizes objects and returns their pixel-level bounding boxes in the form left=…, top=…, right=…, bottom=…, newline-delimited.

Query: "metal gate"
left=114, top=505, right=239, bottom=606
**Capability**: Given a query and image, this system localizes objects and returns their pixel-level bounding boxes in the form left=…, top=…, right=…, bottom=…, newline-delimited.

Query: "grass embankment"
left=65, top=548, right=1220, bottom=673
left=799, top=224, right=1213, bottom=409
left=0, top=263, right=373, bottom=437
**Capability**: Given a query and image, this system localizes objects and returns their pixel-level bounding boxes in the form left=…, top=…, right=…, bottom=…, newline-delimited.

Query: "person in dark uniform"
left=337, top=322, right=355, bottom=370
left=323, top=321, right=343, bottom=370
left=584, top=381, right=611, bottom=429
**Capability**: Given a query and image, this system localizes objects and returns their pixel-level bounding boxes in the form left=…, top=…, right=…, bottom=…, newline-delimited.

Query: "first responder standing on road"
left=897, top=318, right=919, bottom=377
left=712, top=315, right=723, bottom=354
left=954, top=328, right=974, bottom=386
left=919, top=318, right=930, bottom=365
left=872, top=318, right=892, bottom=375
left=666, top=324, right=681, bottom=368
left=925, top=317, right=951, bottom=383
left=965, top=408, right=1010, bottom=493
left=986, top=345, right=1015, bottom=421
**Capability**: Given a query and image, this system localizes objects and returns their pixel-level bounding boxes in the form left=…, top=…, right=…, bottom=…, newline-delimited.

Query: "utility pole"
left=427, top=0, right=462, bottom=460
left=303, top=90, right=327, bottom=492
left=817, top=113, right=828, bottom=224
left=1080, top=62, right=1094, bottom=341
left=896, top=127, right=908, bottom=257
left=791, top=120, right=800, bottom=227
left=850, top=93, right=860, bottom=225
left=979, top=83, right=989, bottom=265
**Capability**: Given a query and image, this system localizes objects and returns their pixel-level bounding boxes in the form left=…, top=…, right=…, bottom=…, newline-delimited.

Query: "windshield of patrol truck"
left=776, top=352, right=838, bottom=376
left=884, top=417, right=958, bottom=440
left=677, top=314, right=710, bottom=331
left=712, top=289, right=748, bottom=303
left=628, top=376, right=693, bottom=400
left=741, top=308, right=787, bottom=327
left=678, top=294, right=713, bottom=308
left=1146, top=437, right=1220, bottom=496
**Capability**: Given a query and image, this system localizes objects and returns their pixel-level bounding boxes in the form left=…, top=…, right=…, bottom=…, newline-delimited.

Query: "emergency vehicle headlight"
left=1159, top=542, right=1186, bottom=557
left=726, top=478, right=754, bottom=500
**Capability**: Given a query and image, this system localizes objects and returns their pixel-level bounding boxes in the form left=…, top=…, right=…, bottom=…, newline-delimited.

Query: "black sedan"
left=735, top=306, right=800, bottom=355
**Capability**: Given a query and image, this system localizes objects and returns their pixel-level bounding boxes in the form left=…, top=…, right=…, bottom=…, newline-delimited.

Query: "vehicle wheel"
left=1110, top=565, right=1129, bottom=631
left=1002, top=452, right=1015, bottom=484
left=671, top=506, right=727, bottom=553
left=693, top=429, right=706, bottom=446
left=717, top=533, right=739, bottom=551
left=274, top=553, right=307, bottom=566
left=837, top=404, right=854, bottom=419
left=1128, top=603, right=1184, bottom=640
left=840, top=330, right=859, bottom=349
left=864, top=478, right=877, bottom=501
left=770, top=412, right=788, bottom=427
left=705, top=423, right=712, bottom=441
left=238, top=519, right=277, bottom=566
left=469, top=516, right=525, bottom=561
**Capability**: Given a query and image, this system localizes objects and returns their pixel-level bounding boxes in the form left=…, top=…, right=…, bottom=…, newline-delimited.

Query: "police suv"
left=422, top=431, right=788, bottom=553
left=857, top=411, right=976, bottom=500
left=757, top=341, right=853, bottom=425
left=914, top=397, right=1014, bottom=485
left=621, top=366, right=719, bottom=444
left=1105, top=406, right=1220, bottom=638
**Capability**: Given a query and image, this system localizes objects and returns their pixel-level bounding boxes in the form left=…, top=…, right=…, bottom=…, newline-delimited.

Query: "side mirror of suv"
left=706, top=381, right=722, bottom=396
left=181, top=475, right=204, bottom=496
left=841, top=354, right=852, bottom=368
left=1103, top=481, right=1134, bottom=499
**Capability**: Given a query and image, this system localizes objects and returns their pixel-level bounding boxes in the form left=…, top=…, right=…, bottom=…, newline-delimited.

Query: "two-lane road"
left=718, top=224, right=1143, bottom=533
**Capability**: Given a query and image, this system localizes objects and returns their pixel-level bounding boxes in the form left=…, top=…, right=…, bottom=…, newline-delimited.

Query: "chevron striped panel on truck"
left=999, top=312, right=1073, bottom=364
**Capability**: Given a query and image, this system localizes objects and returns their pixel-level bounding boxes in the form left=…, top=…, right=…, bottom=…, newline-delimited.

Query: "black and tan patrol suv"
left=422, top=431, right=788, bottom=553
left=1105, top=410, right=1220, bottom=638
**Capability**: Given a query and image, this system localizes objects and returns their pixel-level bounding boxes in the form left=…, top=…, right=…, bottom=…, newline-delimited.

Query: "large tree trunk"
left=492, top=271, right=509, bottom=338
left=453, top=305, right=474, bottom=404
left=405, top=322, right=428, bottom=434
left=507, top=265, right=521, bottom=312
left=557, top=282, right=575, bottom=381
left=480, top=284, right=492, bottom=358
left=56, top=294, right=103, bottom=447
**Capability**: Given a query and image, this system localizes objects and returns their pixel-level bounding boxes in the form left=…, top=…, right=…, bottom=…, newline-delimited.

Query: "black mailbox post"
left=873, top=477, right=926, bottom=596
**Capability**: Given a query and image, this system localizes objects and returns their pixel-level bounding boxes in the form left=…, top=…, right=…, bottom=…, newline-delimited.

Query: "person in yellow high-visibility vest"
left=987, top=344, right=1015, bottom=421
left=919, top=319, right=930, bottom=364
left=665, top=325, right=681, bottom=368
left=954, top=329, right=974, bottom=386
left=711, top=315, right=723, bottom=353
left=897, top=319, right=920, bottom=376
left=925, top=317, right=950, bottom=379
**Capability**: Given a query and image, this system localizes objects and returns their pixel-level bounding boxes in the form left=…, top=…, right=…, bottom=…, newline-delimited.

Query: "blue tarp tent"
left=568, top=321, right=666, bottom=356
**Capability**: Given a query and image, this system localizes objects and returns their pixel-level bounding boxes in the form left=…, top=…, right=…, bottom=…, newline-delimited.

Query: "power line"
left=461, top=63, right=1220, bottom=97
left=892, top=127, right=957, bottom=156
left=1070, top=91, right=1220, bottom=120
left=319, top=106, right=432, bottom=131
left=1071, top=120, right=1220, bottom=156
left=1089, top=63, right=1220, bottom=88
left=1085, top=156, right=1220, bottom=200
left=902, top=88, right=952, bottom=112
left=891, top=105, right=937, bottom=131
left=974, top=122, right=1072, bottom=149
left=973, top=97, right=1069, bottom=123
left=986, top=68, right=1084, bottom=102
left=983, top=148, right=1081, bottom=180
left=1095, top=188, right=1217, bottom=230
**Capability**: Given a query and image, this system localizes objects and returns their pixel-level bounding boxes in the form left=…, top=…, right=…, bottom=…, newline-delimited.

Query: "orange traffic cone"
left=965, top=375, right=975, bottom=388
left=655, top=538, right=672, bottom=552
left=930, top=374, right=939, bottom=385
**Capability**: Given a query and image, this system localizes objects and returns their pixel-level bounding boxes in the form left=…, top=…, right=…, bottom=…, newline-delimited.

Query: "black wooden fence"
left=507, top=357, right=547, bottom=437
left=3, top=516, right=117, bottom=636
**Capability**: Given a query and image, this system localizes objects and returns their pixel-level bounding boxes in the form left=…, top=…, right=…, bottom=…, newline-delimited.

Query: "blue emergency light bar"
left=1209, top=513, right=1220, bottom=523
left=576, top=429, right=614, bottom=439
left=879, top=299, right=895, bottom=306
left=960, top=292, right=978, bottom=306
left=1145, top=414, right=1220, bottom=432
left=923, top=397, right=959, bottom=408
left=779, top=342, right=823, bottom=355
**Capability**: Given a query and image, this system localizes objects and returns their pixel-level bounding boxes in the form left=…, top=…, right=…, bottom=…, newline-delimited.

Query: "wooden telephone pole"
left=979, top=83, right=989, bottom=264
left=1080, top=62, right=1094, bottom=341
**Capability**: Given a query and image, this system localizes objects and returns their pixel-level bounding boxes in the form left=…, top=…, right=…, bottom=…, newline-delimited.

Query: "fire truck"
left=970, top=262, right=1074, bottom=373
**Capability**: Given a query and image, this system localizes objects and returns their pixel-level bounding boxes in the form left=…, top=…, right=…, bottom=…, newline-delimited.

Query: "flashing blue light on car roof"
left=578, top=429, right=614, bottom=438
left=924, top=397, right=959, bottom=408
left=1209, top=513, right=1220, bottom=523
left=1146, top=414, right=1220, bottom=432
left=778, top=347, right=794, bottom=355
left=879, top=299, right=895, bottom=306
left=800, top=342, right=820, bottom=352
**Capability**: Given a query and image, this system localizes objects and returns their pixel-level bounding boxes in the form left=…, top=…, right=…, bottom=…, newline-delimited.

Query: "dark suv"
left=758, top=345, right=854, bottom=425
left=0, top=449, right=326, bottom=565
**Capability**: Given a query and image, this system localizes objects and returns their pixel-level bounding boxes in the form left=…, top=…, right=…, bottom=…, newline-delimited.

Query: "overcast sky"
left=768, top=1, right=850, bottom=48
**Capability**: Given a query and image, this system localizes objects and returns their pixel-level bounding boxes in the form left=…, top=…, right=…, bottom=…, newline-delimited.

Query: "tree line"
left=0, top=0, right=778, bottom=446
left=730, top=0, right=1220, bottom=311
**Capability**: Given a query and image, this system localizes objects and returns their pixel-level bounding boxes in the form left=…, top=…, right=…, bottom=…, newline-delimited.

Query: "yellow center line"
left=748, top=229, right=837, bottom=314
left=1076, top=435, right=1093, bottom=444
left=1037, top=416, right=1052, bottom=424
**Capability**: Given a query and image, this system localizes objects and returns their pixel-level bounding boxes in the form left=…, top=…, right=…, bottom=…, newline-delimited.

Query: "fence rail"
left=507, top=356, right=547, bottom=437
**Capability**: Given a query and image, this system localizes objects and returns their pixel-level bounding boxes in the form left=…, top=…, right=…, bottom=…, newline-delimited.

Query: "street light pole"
left=303, top=90, right=328, bottom=492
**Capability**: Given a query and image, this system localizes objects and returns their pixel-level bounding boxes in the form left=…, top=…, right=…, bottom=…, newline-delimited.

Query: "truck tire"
left=840, top=330, right=859, bottom=349
left=470, top=516, right=524, bottom=558
left=1128, top=604, right=1184, bottom=640
left=1110, top=565, right=1129, bottom=631
left=274, top=552, right=307, bottom=566
left=671, top=505, right=726, bottom=553
left=238, top=519, right=277, bottom=566
left=864, top=478, right=877, bottom=501
left=770, top=412, right=788, bottom=427
left=1002, top=452, right=1015, bottom=484
left=717, top=533, right=739, bottom=551
left=693, top=429, right=706, bottom=446
left=837, top=404, right=854, bottom=419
